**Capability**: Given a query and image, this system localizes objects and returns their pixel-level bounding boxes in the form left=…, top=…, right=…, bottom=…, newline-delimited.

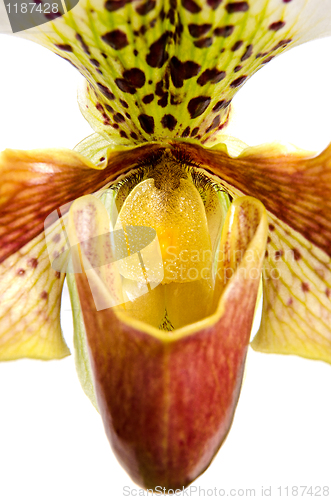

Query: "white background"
left=0, top=24, right=331, bottom=500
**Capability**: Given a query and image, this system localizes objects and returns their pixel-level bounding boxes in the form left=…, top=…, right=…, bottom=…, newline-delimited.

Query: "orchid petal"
left=182, top=141, right=331, bottom=363
left=19, top=0, right=331, bottom=144
left=0, top=231, right=69, bottom=360
left=0, top=144, right=161, bottom=263
left=67, top=192, right=267, bottom=489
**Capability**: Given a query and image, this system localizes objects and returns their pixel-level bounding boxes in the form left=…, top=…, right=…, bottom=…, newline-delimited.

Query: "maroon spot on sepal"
left=120, top=99, right=129, bottom=109
left=234, top=65, right=242, bottom=72
left=214, top=25, right=234, bottom=37
left=114, top=113, right=125, bottom=123
left=212, top=100, right=228, bottom=112
left=232, top=40, right=243, bottom=51
left=28, top=258, right=38, bottom=268
left=97, top=83, right=115, bottom=100
left=230, top=75, right=247, bottom=87
left=269, top=21, right=285, bottom=31
left=138, top=114, right=155, bottom=134
left=207, top=0, right=223, bottom=8
left=261, top=56, right=275, bottom=64
left=226, top=1, right=249, bottom=13
left=146, top=32, right=171, bottom=68
left=17, top=269, right=25, bottom=276
left=158, top=94, right=169, bottom=107
left=188, top=96, right=211, bottom=119
left=194, top=38, right=213, bottom=48
left=188, top=24, right=212, bottom=38
left=101, top=30, right=129, bottom=50
left=206, top=115, right=221, bottom=132
left=181, top=0, right=201, bottom=13
left=143, top=94, right=154, bottom=104
left=161, top=114, right=177, bottom=131
left=170, top=57, right=201, bottom=88
left=136, top=0, right=156, bottom=15
left=75, top=34, right=90, bottom=54
left=190, top=127, right=199, bottom=137
left=197, top=69, right=226, bottom=86
left=181, top=126, right=190, bottom=137
left=55, top=44, right=73, bottom=52
left=301, top=282, right=310, bottom=292
left=41, top=291, right=48, bottom=300
left=105, top=0, right=132, bottom=12
left=241, top=44, right=253, bottom=61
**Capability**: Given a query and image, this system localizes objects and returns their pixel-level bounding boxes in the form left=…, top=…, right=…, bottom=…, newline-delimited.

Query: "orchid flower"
left=1, top=0, right=331, bottom=492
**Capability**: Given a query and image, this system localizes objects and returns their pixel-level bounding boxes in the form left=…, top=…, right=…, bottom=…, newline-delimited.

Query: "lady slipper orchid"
left=1, top=0, right=331, bottom=492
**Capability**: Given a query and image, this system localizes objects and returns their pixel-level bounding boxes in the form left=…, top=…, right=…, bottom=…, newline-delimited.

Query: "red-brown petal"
left=71, top=195, right=267, bottom=489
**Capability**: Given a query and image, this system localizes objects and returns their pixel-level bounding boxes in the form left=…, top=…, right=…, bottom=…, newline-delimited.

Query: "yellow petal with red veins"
left=180, top=141, right=331, bottom=364
left=0, top=144, right=161, bottom=263
left=251, top=216, right=331, bottom=364
left=0, top=231, right=69, bottom=360
left=68, top=193, right=267, bottom=489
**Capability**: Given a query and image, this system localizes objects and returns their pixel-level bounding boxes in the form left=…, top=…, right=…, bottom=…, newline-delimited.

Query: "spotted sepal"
left=20, top=0, right=331, bottom=144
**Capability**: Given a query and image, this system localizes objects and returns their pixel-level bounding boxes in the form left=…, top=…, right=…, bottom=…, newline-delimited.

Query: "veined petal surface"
left=180, top=141, right=331, bottom=363
left=0, top=144, right=161, bottom=263
left=0, top=231, right=69, bottom=360
left=19, top=0, right=331, bottom=144
left=68, top=193, right=267, bottom=489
